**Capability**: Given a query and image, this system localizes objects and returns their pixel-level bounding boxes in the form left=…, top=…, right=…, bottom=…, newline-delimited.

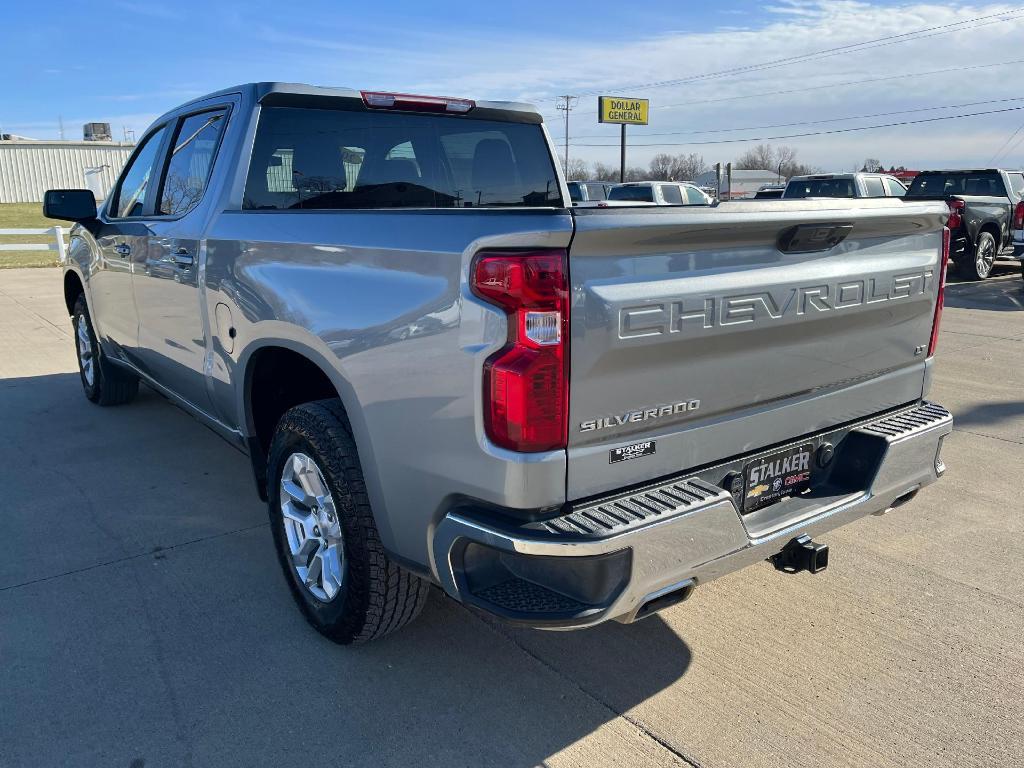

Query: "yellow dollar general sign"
left=598, top=96, right=649, bottom=125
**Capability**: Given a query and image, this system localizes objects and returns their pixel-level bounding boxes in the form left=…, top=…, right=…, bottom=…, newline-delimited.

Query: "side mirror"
left=43, top=189, right=97, bottom=222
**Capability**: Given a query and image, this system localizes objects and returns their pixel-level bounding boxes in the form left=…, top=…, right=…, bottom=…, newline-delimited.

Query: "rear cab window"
left=906, top=172, right=1008, bottom=198
left=607, top=185, right=654, bottom=202
left=783, top=178, right=856, bottom=198
left=243, top=106, right=562, bottom=210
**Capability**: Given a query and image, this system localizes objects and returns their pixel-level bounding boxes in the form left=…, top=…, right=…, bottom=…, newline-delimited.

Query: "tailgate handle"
left=777, top=223, right=853, bottom=253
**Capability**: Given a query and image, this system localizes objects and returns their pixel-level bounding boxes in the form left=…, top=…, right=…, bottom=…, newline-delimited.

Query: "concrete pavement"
left=1, top=265, right=1022, bottom=767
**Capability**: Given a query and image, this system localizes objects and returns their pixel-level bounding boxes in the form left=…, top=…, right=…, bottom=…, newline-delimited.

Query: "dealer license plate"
left=742, top=443, right=814, bottom=512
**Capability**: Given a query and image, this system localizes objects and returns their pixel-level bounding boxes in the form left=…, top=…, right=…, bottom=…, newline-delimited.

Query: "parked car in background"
left=47, top=82, right=951, bottom=644
left=753, top=184, right=786, bottom=200
left=567, top=180, right=613, bottom=206
left=905, top=169, right=1024, bottom=280
left=783, top=172, right=907, bottom=199
left=607, top=181, right=713, bottom=205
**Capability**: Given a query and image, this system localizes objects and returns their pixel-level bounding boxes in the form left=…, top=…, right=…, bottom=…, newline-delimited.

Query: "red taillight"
left=472, top=250, right=568, bottom=452
left=360, top=91, right=475, bottom=114
left=1014, top=201, right=1024, bottom=230
left=929, top=226, right=950, bottom=357
left=947, top=198, right=965, bottom=230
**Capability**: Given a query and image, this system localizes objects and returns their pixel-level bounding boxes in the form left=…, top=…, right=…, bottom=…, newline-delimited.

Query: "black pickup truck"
left=904, top=169, right=1024, bottom=280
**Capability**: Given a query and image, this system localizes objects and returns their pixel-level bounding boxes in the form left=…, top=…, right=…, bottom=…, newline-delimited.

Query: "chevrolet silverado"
left=45, top=83, right=952, bottom=644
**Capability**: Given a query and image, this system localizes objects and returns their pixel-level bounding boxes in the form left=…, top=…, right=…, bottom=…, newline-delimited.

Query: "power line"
left=653, top=57, right=1024, bottom=110
left=995, top=124, right=1024, bottom=164
left=567, top=105, right=1024, bottom=147
left=990, top=120, right=1024, bottom=162
left=550, top=97, right=1024, bottom=142
left=539, top=58, right=1024, bottom=125
left=563, top=7, right=1024, bottom=99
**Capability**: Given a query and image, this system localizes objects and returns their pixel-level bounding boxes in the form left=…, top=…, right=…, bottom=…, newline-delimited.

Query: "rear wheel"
left=267, top=399, right=429, bottom=644
left=961, top=231, right=997, bottom=280
left=72, top=294, right=139, bottom=405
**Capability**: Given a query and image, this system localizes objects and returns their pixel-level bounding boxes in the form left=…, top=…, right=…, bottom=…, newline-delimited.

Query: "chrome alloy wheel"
left=76, top=314, right=95, bottom=387
left=279, top=452, right=345, bottom=602
left=976, top=236, right=996, bottom=278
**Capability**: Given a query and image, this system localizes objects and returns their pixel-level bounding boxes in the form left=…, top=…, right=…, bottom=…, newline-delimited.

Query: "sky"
left=2, top=0, right=1024, bottom=172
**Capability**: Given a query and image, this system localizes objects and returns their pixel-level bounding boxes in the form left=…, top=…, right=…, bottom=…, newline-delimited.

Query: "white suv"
left=607, top=181, right=713, bottom=205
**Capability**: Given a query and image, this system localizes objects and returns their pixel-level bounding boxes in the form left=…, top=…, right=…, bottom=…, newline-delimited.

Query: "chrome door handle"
left=114, top=243, right=131, bottom=257
left=171, top=248, right=194, bottom=267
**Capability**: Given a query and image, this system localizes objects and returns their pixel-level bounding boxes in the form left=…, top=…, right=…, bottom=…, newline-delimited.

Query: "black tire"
left=961, top=231, right=997, bottom=281
left=267, top=399, right=429, bottom=644
left=71, top=294, right=139, bottom=406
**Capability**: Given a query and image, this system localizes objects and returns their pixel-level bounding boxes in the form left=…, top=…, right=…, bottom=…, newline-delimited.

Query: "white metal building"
left=0, top=141, right=134, bottom=203
left=692, top=168, right=783, bottom=199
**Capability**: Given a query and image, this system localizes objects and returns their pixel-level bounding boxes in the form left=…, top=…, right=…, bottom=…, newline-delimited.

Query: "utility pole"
left=555, top=95, right=578, bottom=176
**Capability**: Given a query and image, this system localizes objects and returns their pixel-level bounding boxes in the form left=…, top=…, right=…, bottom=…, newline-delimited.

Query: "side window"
left=584, top=183, right=608, bottom=201
left=159, top=109, right=228, bottom=216
left=685, top=186, right=707, bottom=205
left=1006, top=172, right=1024, bottom=198
left=661, top=184, right=683, bottom=205
left=111, top=125, right=167, bottom=218
left=863, top=177, right=886, bottom=197
left=884, top=178, right=906, bottom=197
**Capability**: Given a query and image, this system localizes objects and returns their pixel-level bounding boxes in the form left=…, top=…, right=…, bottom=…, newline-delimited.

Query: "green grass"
left=0, top=203, right=63, bottom=268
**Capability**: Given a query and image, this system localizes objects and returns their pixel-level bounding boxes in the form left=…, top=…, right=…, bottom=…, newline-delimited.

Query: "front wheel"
left=267, top=399, right=429, bottom=644
left=72, top=294, right=139, bottom=405
left=961, top=231, right=997, bottom=280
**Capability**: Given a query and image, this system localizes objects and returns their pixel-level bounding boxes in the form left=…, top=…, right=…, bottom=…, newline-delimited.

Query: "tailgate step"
left=541, top=478, right=731, bottom=538
left=858, top=402, right=951, bottom=440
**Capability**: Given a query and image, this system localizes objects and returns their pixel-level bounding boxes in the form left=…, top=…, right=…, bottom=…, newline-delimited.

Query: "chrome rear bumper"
left=431, top=402, right=952, bottom=628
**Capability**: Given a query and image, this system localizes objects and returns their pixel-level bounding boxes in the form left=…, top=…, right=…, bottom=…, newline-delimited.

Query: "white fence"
left=0, top=227, right=68, bottom=263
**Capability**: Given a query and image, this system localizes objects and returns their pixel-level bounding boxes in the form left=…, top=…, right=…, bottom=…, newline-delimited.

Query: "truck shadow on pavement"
left=0, top=372, right=693, bottom=768
left=945, top=267, right=1023, bottom=311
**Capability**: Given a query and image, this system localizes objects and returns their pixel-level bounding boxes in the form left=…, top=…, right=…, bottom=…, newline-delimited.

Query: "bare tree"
left=735, top=143, right=775, bottom=170
left=564, top=157, right=589, bottom=180
left=734, top=143, right=817, bottom=179
left=624, top=166, right=647, bottom=182
left=671, top=153, right=707, bottom=181
left=860, top=158, right=883, bottom=173
left=649, top=154, right=675, bottom=180
left=590, top=162, right=618, bottom=182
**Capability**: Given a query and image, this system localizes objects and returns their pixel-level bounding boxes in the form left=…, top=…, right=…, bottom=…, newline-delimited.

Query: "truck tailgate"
left=566, top=198, right=948, bottom=500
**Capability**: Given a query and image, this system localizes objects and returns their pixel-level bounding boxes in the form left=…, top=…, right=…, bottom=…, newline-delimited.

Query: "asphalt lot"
left=1, top=263, right=1022, bottom=768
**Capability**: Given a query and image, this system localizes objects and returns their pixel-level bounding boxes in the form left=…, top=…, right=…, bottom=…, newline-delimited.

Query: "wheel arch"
left=237, top=339, right=374, bottom=504
left=978, top=220, right=1001, bottom=246
left=63, top=267, right=87, bottom=316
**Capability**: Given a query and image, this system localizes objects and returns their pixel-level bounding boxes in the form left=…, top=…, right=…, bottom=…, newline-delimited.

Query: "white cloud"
left=20, top=1, right=1024, bottom=171
left=364, top=1, right=1024, bottom=170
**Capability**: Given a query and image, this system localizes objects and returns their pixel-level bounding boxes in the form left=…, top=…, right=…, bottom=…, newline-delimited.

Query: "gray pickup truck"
left=905, top=169, right=1024, bottom=280
left=46, top=83, right=953, bottom=644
